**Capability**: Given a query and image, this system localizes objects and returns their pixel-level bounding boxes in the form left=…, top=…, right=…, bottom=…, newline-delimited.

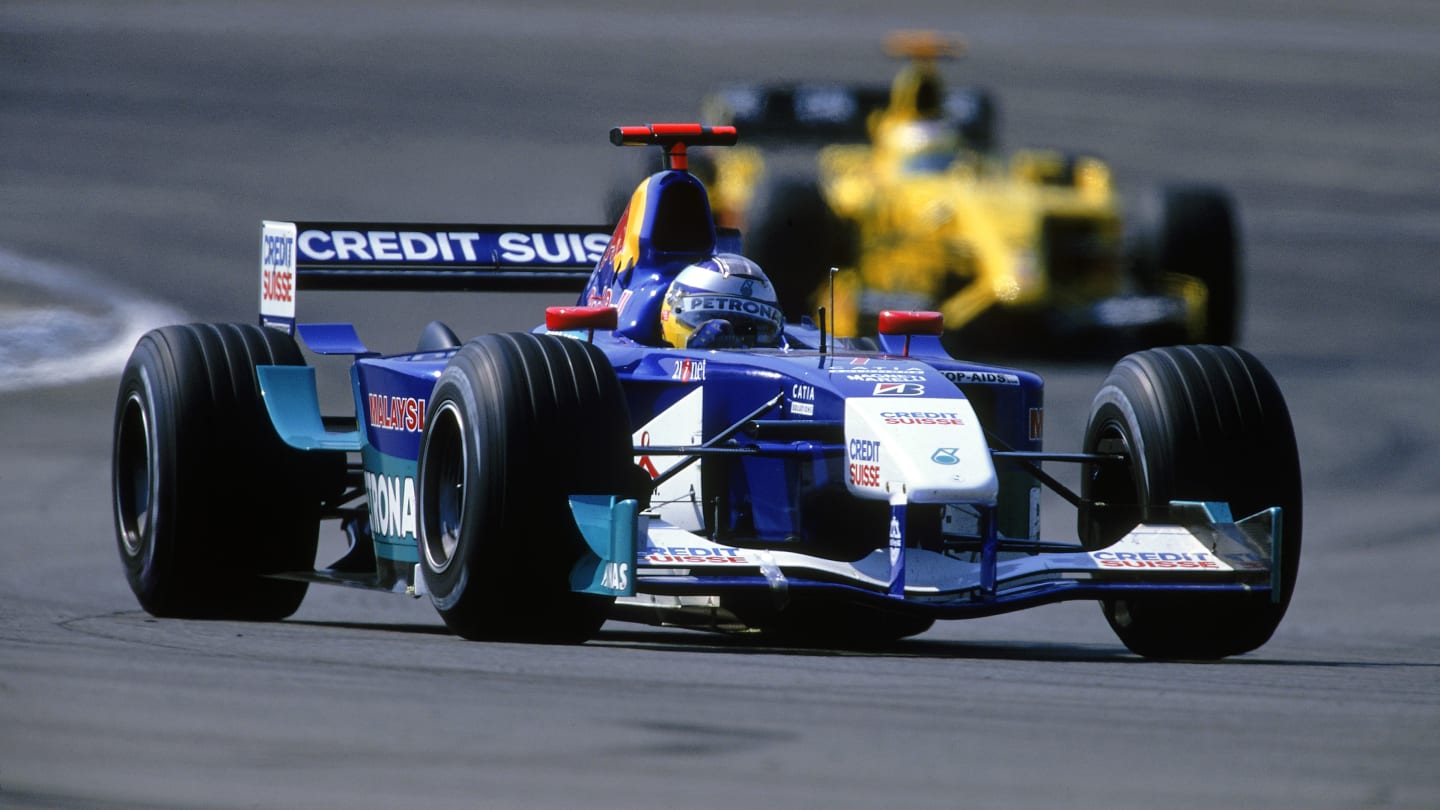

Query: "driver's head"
left=878, top=117, right=961, bottom=173
left=660, top=254, right=784, bottom=349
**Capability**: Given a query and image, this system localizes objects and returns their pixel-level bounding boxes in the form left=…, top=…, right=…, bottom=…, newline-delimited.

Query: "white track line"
left=0, top=248, right=186, bottom=393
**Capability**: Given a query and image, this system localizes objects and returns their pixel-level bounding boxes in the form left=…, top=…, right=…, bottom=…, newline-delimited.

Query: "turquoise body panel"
left=256, top=365, right=363, bottom=451
left=360, top=446, right=421, bottom=564
left=568, top=496, right=640, bottom=597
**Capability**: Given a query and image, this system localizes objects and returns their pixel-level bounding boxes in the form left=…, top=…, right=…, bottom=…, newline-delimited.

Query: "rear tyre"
left=416, top=333, right=635, bottom=642
left=1079, top=345, right=1301, bottom=659
left=112, top=323, right=343, bottom=620
left=1133, top=185, right=1242, bottom=345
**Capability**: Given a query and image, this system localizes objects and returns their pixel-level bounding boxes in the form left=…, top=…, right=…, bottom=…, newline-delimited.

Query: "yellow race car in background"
left=680, top=32, right=1240, bottom=356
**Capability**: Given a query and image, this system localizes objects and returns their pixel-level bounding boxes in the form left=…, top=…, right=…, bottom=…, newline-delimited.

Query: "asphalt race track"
left=2, top=2, right=1438, bottom=807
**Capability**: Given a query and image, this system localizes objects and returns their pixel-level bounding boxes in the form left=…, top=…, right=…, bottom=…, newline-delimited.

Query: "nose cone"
left=843, top=397, right=998, bottom=504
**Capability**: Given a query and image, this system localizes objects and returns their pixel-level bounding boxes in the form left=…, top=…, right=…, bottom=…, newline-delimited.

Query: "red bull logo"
left=608, top=179, right=650, bottom=278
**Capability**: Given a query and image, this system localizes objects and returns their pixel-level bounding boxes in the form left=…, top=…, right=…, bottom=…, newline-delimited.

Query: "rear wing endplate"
left=260, top=220, right=613, bottom=333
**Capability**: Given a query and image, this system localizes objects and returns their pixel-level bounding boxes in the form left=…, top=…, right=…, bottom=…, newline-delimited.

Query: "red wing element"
left=547, top=305, right=619, bottom=332
left=609, top=123, right=739, bottom=171
left=879, top=310, right=945, bottom=357
left=878, top=310, right=945, bottom=336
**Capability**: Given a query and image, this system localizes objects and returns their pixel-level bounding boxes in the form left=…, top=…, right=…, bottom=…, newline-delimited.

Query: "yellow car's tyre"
left=744, top=174, right=852, bottom=322
left=1135, top=184, right=1241, bottom=345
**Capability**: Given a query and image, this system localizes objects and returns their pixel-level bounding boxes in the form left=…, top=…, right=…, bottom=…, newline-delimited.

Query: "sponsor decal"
left=849, top=462, right=881, bottom=488
left=296, top=229, right=608, bottom=265
left=681, top=295, right=782, bottom=322
left=600, top=561, right=630, bottom=591
left=260, top=222, right=298, bottom=325
left=931, top=447, right=960, bottom=465
left=873, top=382, right=925, bottom=397
left=881, top=410, right=966, bottom=426
left=261, top=232, right=294, bottom=304
left=636, top=430, right=660, bottom=478
left=301, top=230, right=483, bottom=262
left=889, top=516, right=902, bottom=564
left=848, top=438, right=881, bottom=462
left=1090, top=551, right=1221, bottom=570
left=790, top=383, right=815, bottom=415
left=837, top=366, right=928, bottom=383
left=943, top=370, right=1021, bottom=386
left=367, top=394, right=426, bottom=433
left=365, top=472, right=416, bottom=539
left=495, top=232, right=609, bottom=264
left=671, top=358, right=706, bottom=383
left=641, top=546, right=748, bottom=564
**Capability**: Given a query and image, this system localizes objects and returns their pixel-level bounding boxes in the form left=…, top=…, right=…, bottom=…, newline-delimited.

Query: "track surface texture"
left=2, top=2, right=1438, bottom=807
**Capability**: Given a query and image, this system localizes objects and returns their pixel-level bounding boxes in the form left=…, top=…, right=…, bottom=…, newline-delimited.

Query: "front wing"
left=570, top=499, right=1281, bottom=620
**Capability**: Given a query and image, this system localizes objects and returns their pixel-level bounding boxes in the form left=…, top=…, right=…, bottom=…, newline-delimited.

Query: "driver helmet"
left=877, top=63, right=959, bottom=173
left=660, top=254, right=784, bottom=349
left=878, top=117, right=960, bottom=173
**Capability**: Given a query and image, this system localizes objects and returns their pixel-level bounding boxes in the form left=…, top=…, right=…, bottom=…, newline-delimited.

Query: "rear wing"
left=702, top=83, right=996, bottom=150
left=260, top=221, right=613, bottom=333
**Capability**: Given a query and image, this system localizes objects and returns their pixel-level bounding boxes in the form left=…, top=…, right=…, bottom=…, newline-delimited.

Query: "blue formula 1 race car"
left=112, top=124, right=1301, bottom=659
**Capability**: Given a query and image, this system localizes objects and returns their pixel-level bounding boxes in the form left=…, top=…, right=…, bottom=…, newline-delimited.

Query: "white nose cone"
left=843, top=397, right=998, bottom=504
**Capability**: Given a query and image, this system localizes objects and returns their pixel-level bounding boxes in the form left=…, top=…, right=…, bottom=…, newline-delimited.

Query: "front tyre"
left=112, top=323, right=343, bottom=620
left=416, top=333, right=634, bottom=643
left=1080, top=345, right=1301, bottom=659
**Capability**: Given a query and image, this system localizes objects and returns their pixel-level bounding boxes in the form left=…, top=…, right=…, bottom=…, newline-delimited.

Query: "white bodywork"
left=842, top=397, right=998, bottom=504
left=632, top=387, right=706, bottom=530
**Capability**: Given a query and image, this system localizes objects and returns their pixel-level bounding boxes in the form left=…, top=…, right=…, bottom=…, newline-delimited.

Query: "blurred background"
left=2, top=2, right=1437, bottom=807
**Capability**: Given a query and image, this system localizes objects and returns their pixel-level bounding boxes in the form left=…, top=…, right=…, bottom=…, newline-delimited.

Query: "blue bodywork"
left=253, top=128, right=1280, bottom=628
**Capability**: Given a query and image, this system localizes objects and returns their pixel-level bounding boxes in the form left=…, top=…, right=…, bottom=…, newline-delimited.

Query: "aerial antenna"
left=827, top=267, right=838, bottom=353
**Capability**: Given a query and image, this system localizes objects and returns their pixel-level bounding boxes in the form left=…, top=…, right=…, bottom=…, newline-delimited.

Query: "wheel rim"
left=1083, top=419, right=1142, bottom=548
left=114, top=392, right=153, bottom=557
left=420, top=400, right=467, bottom=573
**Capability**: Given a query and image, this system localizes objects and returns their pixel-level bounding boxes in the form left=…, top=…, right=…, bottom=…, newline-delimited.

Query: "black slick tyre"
left=416, top=333, right=635, bottom=643
left=1080, top=345, right=1301, bottom=660
left=112, top=323, right=344, bottom=620
left=1134, top=185, right=1242, bottom=345
left=744, top=174, right=851, bottom=323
